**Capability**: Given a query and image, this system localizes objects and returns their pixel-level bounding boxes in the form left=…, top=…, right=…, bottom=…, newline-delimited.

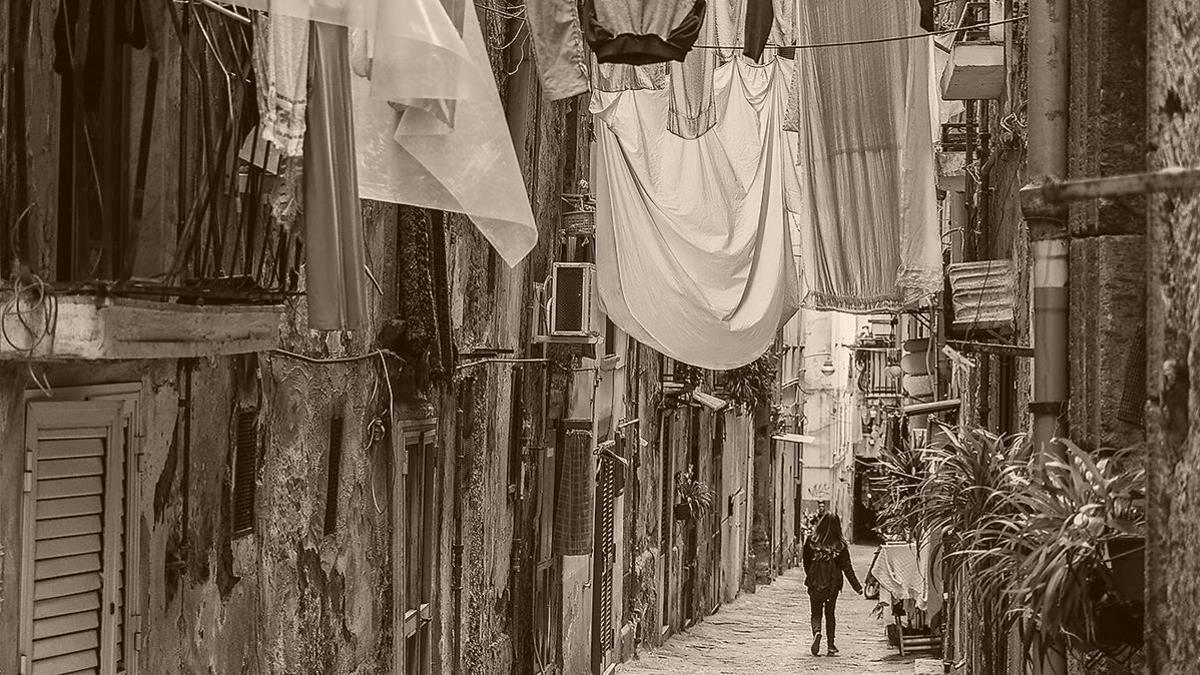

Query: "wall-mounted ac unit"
left=549, top=262, right=596, bottom=338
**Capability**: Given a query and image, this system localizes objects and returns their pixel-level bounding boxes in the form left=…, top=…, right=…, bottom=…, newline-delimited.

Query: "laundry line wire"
left=692, top=14, right=1026, bottom=51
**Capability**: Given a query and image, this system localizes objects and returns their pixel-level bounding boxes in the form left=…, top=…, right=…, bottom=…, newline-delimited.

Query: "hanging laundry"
left=224, top=0, right=539, bottom=266
left=304, top=22, right=368, bottom=331
left=252, top=11, right=310, bottom=157
left=789, top=0, right=942, bottom=313
left=526, top=0, right=590, bottom=100
left=743, top=0, right=773, bottom=60
left=592, top=57, right=800, bottom=370
left=918, top=0, right=937, bottom=32
left=351, top=0, right=537, bottom=266
left=667, top=3, right=718, bottom=139
left=583, top=0, right=707, bottom=65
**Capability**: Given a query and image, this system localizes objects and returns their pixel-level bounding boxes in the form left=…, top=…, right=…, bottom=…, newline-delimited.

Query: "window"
left=508, top=370, right=524, bottom=495
left=21, top=395, right=142, bottom=675
left=396, top=422, right=437, bottom=675
left=324, top=415, right=344, bottom=536
left=232, top=408, right=259, bottom=537
left=604, top=319, right=617, bottom=357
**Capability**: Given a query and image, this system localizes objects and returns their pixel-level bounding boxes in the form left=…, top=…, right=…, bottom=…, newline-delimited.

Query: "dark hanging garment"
left=743, top=0, right=774, bottom=61
left=583, top=0, right=707, bottom=65
left=304, top=22, right=369, bottom=331
left=918, top=0, right=936, bottom=31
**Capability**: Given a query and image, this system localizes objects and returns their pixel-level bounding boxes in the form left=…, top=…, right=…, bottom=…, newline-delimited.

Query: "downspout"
left=1022, top=0, right=1069, bottom=671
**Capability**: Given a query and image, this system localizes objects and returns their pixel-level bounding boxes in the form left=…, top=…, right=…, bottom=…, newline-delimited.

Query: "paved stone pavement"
left=617, top=545, right=917, bottom=675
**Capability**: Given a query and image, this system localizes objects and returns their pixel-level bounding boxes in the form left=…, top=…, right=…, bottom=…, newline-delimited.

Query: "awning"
left=773, top=433, right=817, bottom=445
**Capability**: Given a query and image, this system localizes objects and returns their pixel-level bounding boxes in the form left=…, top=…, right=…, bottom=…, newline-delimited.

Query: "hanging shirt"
left=583, top=0, right=707, bottom=65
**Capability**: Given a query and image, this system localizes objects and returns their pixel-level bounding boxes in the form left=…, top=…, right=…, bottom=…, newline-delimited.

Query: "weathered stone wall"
left=1067, top=0, right=1148, bottom=453
left=1147, top=0, right=1200, bottom=672
left=0, top=202, right=398, bottom=674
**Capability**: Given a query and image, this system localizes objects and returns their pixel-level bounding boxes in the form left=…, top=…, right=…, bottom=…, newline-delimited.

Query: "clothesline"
left=692, top=14, right=1026, bottom=51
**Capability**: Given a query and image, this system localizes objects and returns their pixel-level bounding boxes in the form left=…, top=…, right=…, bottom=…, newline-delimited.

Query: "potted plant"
left=673, top=468, right=713, bottom=521
left=960, top=439, right=1146, bottom=660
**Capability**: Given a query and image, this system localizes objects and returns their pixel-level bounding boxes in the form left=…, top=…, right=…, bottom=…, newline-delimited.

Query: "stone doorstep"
left=913, top=658, right=943, bottom=675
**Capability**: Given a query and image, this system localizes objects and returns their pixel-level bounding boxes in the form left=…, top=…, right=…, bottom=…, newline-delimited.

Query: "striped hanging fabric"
left=554, top=428, right=596, bottom=556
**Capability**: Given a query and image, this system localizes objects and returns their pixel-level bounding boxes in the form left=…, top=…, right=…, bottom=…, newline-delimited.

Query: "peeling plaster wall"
left=0, top=203, right=398, bottom=674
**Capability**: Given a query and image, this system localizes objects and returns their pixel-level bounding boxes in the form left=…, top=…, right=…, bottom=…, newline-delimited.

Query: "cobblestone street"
left=618, top=545, right=918, bottom=675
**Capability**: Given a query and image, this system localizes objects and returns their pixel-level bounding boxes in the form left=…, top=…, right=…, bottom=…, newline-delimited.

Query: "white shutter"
left=22, top=401, right=124, bottom=675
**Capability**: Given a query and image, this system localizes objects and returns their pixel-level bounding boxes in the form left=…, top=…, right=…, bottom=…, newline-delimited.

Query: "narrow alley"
left=618, top=546, right=914, bottom=675
left=0, top=0, right=1185, bottom=673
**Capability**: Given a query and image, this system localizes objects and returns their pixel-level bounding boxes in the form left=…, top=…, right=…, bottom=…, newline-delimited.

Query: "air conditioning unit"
left=548, top=262, right=596, bottom=338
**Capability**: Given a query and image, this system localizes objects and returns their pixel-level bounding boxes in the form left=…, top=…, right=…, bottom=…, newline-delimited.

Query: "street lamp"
left=801, top=351, right=837, bottom=377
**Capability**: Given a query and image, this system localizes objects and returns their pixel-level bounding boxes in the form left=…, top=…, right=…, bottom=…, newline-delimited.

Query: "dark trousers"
left=809, top=594, right=837, bottom=645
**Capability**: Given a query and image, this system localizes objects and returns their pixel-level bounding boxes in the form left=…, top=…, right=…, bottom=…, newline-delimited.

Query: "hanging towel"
left=554, top=428, right=595, bottom=556
left=253, top=10, right=309, bottom=157
left=592, top=57, right=800, bottom=370
left=526, top=0, right=590, bottom=100
left=790, top=0, right=942, bottom=313
left=666, top=2, right=718, bottom=139
left=304, top=21, right=368, bottom=331
left=583, top=0, right=707, bottom=65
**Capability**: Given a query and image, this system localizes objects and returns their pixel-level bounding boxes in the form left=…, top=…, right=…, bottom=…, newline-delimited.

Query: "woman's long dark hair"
left=811, top=513, right=847, bottom=548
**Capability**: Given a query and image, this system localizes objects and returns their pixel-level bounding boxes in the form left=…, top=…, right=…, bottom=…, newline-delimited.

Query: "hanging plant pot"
left=1107, top=537, right=1144, bottom=605
left=673, top=502, right=694, bottom=521
left=562, top=209, right=595, bottom=236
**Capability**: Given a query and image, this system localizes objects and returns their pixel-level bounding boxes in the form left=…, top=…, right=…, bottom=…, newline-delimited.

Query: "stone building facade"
left=0, top=2, right=799, bottom=674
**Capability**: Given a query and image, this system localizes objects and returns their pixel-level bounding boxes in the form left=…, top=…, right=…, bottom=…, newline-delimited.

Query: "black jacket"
left=802, top=540, right=862, bottom=598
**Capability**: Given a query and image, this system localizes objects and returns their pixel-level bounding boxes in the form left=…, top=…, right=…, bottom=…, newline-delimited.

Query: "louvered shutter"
left=597, top=460, right=616, bottom=651
left=232, top=409, right=258, bottom=537
left=22, top=401, right=125, bottom=675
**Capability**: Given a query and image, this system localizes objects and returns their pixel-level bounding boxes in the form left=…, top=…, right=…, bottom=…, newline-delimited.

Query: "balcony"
left=2, top=2, right=291, bottom=361
left=855, top=348, right=901, bottom=398
left=940, top=1, right=1006, bottom=101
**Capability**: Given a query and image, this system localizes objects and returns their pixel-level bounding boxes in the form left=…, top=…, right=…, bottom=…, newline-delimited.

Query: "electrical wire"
left=692, top=15, right=1027, bottom=51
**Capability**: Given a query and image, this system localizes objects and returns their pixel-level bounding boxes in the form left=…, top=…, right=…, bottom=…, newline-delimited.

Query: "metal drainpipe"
left=1023, top=0, right=1069, bottom=671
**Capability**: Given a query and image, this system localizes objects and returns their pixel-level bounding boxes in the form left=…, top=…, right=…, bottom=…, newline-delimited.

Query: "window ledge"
left=0, top=294, right=283, bottom=361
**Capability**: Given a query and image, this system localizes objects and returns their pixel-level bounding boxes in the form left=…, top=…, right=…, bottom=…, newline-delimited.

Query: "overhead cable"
left=692, top=15, right=1027, bottom=51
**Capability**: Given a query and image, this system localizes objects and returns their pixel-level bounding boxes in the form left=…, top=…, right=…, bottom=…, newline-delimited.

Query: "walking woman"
left=802, top=513, right=862, bottom=657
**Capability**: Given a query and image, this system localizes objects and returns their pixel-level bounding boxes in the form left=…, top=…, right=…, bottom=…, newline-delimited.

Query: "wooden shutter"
left=597, top=460, right=616, bottom=651
left=232, top=409, right=258, bottom=537
left=22, top=401, right=125, bottom=675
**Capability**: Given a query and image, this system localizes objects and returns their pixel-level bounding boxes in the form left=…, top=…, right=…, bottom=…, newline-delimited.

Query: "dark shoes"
left=811, top=633, right=822, bottom=656
left=827, top=646, right=840, bottom=657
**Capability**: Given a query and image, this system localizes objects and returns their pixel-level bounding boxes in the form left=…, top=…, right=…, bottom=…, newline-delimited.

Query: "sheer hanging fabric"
left=788, top=0, right=942, bottom=312
left=229, top=0, right=538, bottom=266
left=592, top=57, right=800, bottom=370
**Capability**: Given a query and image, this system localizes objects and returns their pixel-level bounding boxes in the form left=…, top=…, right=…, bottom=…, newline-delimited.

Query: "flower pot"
left=673, top=503, right=693, bottom=521
left=1107, top=537, right=1144, bottom=605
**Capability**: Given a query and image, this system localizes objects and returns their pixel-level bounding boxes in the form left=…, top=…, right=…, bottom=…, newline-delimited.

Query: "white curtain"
left=592, top=57, right=800, bottom=370
left=790, top=0, right=942, bottom=312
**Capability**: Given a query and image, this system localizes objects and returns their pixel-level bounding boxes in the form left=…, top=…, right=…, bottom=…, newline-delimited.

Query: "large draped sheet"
left=790, top=0, right=941, bottom=312
left=225, top=0, right=538, bottom=266
left=592, top=57, right=800, bottom=370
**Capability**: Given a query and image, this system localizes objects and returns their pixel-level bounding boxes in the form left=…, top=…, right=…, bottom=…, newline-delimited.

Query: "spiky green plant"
left=721, top=351, right=778, bottom=411
left=959, top=440, right=1146, bottom=660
